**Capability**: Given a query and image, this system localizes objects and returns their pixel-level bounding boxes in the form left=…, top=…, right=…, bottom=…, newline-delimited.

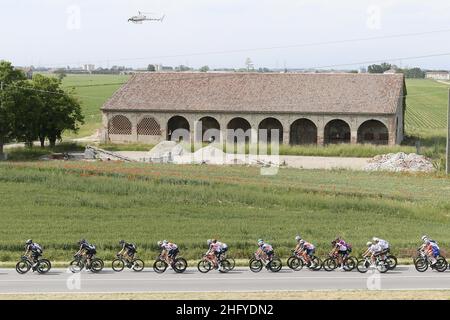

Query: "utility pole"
left=447, top=89, right=450, bottom=174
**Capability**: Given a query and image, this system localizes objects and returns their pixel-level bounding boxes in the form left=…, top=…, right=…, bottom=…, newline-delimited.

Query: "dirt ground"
left=1, top=290, right=449, bottom=300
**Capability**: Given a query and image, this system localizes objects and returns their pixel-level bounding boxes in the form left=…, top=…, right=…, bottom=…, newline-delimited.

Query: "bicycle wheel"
left=153, top=259, right=168, bottom=273
left=435, top=257, right=448, bottom=272
left=112, top=258, right=125, bottom=272
left=414, top=257, right=428, bottom=272
left=15, top=260, right=31, bottom=274
left=356, top=259, right=370, bottom=273
left=198, top=259, right=212, bottom=273
left=173, top=258, right=187, bottom=273
left=90, top=258, right=104, bottom=273
left=219, top=259, right=232, bottom=273
left=310, top=256, right=322, bottom=271
left=132, top=259, right=145, bottom=272
left=289, top=257, right=304, bottom=271
left=376, top=260, right=389, bottom=273
left=386, top=255, right=397, bottom=270
left=268, top=258, right=282, bottom=272
left=227, top=257, right=236, bottom=271
left=344, top=257, right=357, bottom=271
left=249, top=258, right=263, bottom=273
left=37, top=259, right=51, bottom=274
left=323, top=258, right=337, bottom=272
left=69, top=259, right=83, bottom=273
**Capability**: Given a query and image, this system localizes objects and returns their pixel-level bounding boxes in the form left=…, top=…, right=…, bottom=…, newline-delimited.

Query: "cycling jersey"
left=162, top=242, right=178, bottom=251
left=260, top=243, right=273, bottom=253
left=336, top=240, right=348, bottom=252
left=215, top=242, right=228, bottom=252
left=369, top=244, right=382, bottom=254
left=426, top=241, right=440, bottom=257
left=377, top=239, right=389, bottom=250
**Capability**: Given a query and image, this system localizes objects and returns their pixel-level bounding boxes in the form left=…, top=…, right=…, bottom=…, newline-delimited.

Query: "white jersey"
left=369, top=244, right=382, bottom=254
left=377, top=239, right=389, bottom=250
left=216, top=241, right=228, bottom=250
left=162, top=242, right=177, bottom=251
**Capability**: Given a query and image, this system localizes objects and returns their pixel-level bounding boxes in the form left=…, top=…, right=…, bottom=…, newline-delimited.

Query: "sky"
left=2, top=0, right=450, bottom=70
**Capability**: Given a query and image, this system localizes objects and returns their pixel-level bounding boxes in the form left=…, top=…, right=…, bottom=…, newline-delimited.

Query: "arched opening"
left=167, top=116, right=190, bottom=142
left=108, top=115, right=132, bottom=135
left=357, top=120, right=389, bottom=145
left=258, top=118, right=283, bottom=143
left=197, top=116, right=220, bottom=142
left=289, top=119, right=317, bottom=145
left=137, top=117, right=161, bottom=136
left=227, top=117, right=251, bottom=144
left=324, top=119, right=351, bottom=144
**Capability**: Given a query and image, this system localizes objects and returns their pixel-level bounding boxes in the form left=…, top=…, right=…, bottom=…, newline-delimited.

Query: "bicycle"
left=198, top=254, right=232, bottom=273
left=356, top=255, right=389, bottom=273
left=153, top=253, right=188, bottom=273
left=218, top=253, right=236, bottom=271
left=413, top=249, right=447, bottom=272
left=249, top=253, right=282, bottom=273
left=112, top=253, right=144, bottom=272
left=322, top=252, right=357, bottom=272
left=287, top=251, right=322, bottom=271
left=15, top=255, right=51, bottom=274
left=70, top=254, right=104, bottom=273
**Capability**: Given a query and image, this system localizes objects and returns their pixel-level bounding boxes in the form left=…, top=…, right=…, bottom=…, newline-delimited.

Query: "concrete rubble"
left=364, top=152, right=435, bottom=172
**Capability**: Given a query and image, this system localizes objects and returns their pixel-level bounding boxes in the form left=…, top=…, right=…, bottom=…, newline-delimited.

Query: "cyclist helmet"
left=421, top=235, right=428, bottom=242
left=295, top=235, right=302, bottom=242
left=366, top=241, right=372, bottom=247
left=119, top=240, right=125, bottom=245
left=207, top=239, right=212, bottom=246
left=26, top=239, right=33, bottom=245
left=257, top=239, right=264, bottom=246
left=372, top=237, right=379, bottom=242
left=157, top=241, right=163, bottom=247
left=163, top=240, right=168, bottom=244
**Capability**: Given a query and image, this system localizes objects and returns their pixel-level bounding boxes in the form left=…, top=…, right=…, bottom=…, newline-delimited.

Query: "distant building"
left=101, top=72, right=406, bottom=146
left=425, top=71, right=450, bottom=80
left=383, top=68, right=398, bottom=74
left=83, top=64, right=96, bottom=72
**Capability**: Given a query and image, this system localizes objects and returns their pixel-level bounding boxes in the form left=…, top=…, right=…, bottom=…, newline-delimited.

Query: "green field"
left=61, top=74, right=130, bottom=138
left=0, top=161, right=448, bottom=262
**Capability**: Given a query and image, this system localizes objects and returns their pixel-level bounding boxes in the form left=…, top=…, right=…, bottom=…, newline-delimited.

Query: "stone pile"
left=364, top=152, right=435, bottom=172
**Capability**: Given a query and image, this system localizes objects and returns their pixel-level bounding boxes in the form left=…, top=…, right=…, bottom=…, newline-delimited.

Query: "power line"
left=42, top=27, right=450, bottom=67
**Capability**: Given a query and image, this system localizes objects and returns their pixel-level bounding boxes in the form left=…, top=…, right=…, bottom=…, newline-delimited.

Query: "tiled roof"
left=102, top=72, right=404, bottom=114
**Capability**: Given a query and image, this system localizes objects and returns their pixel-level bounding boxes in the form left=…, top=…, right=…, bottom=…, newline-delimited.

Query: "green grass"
left=0, top=161, right=448, bottom=262
left=61, top=74, right=130, bottom=138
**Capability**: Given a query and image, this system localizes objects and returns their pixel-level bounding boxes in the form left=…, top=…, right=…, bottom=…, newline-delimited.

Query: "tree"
left=3, top=81, right=43, bottom=148
left=175, top=65, right=191, bottom=72
left=147, top=64, right=156, bottom=72
left=199, top=65, right=209, bottom=72
left=368, top=62, right=392, bottom=74
left=0, top=61, right=26, bottom=156
left=31, top=74, right=84, bottom=147
left=404, top=67, right=425, bottom=79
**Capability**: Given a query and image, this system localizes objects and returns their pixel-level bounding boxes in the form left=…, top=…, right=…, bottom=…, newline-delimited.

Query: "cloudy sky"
left=2, top=0, right=450, bottom=69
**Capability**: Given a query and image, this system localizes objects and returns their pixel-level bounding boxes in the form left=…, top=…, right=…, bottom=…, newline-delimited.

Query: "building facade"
left=101, top=72, right=406, bottom=146
left=425, top=71, right=450, bottom=80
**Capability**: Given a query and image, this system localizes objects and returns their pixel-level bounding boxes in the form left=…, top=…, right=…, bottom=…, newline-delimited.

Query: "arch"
left=227, top=117, right=252, bottom=144
left=197, top=116, right=221, bottom=142
left=137, top=117, right=161, bottom=136
left=258, top=117, right=283, bottom=143
left=357, top=120, right=389, bottom=145
left=167, top=116, right=190, bottom=142
left=289, top=118, right=317, bottom=145
left=324, top=119, right=351, bottom=144
left=108, top=115, right=132, bottom=135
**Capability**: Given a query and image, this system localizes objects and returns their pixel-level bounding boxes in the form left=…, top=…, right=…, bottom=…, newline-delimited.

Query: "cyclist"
left=332, top=237, right=352, bottom=270
left=256, top=239, right=274, bottom=264
left=294, top=236, right=316, bottom=267
left=117, top=240, right=137, bottom=265
left=24, top=239, right=43, bottom=269
left=158, top=240, right=179, bottom=265
left=205, top=239, right=220, bottom=269
left=362, top=241, right=382, bottom=265
left=420, top=236, right=440, bottom=266
left=75, top=239, right=97, bottom=269
left=212, top=239, right=228, bottom=261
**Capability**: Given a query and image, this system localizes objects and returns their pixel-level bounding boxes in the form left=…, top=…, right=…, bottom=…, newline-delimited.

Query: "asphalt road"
left=0, top=266, right=449, bottom=294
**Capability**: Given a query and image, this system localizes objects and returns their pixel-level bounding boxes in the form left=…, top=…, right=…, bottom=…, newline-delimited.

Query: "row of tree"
left=0, top=61, right=84, bottom=156
left=367, top=63, right=426, bottom=78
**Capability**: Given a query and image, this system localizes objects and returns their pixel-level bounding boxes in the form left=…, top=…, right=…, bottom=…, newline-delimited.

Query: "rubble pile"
left=364, top=152, right=435, bottom=172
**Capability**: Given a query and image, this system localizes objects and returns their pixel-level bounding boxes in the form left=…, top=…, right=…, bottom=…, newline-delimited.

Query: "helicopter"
left=128, top=11, right=165, bottom=24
